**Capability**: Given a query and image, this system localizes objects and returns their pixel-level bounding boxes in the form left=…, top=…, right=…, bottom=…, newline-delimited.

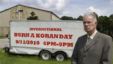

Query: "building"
left=0, top=4, right=60, bottom=37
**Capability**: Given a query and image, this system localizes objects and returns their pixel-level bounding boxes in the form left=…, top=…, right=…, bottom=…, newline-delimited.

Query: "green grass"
left=0, top=48, right=113, bottom=64
left=0, top=49, right=71, bottom=64
left=0, top=36, right=6, bottom=39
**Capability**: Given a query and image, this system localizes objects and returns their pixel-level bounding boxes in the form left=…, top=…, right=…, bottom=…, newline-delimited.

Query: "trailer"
left=6, top=20, right=85, bottom=61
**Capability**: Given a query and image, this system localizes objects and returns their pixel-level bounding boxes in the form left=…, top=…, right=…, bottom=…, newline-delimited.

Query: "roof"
left=0, top=4, right=60, bottom=19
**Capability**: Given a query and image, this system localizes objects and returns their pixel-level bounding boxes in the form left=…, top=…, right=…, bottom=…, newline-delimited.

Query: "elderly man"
left=71, top=12, right=112, bottom=64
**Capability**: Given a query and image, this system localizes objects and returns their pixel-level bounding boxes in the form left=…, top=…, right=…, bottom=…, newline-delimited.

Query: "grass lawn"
left=0, top=47, right=113, bottom=64
left=0, top=49, right=71, bottom=64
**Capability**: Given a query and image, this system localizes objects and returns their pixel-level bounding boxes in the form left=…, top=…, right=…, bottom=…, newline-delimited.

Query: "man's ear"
left=95, top=22, right=98, bottom=27
left=95, top=22, right=97, bottom=25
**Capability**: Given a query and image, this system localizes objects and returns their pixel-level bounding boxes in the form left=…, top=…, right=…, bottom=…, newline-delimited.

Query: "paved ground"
left=0, top=38, right=9, bottom=48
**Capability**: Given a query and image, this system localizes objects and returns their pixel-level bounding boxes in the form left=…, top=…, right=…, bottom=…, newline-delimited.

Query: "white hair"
left=83, top=12, right=97, bottom=22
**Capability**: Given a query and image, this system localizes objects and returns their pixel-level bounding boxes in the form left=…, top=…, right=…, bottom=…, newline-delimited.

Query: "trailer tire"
left=40, top=50, right=51, bottom=60
left=55, top=52, right=67, bottom=61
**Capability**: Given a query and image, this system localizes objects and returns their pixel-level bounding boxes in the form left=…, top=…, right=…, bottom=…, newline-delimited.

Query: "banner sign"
left=10, top=21, right=85, bottom=49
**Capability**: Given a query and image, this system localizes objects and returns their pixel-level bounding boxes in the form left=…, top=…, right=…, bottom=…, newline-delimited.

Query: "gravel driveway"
left=0, top=38, right=9, bottom=48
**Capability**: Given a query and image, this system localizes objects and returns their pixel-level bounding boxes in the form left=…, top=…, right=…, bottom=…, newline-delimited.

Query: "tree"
left=109, top=14, right=113, bottom=37
left=109, top=14, right=113, bottom=21
left=60, top=16, right=74, bottom=20
left=27, top=12, right=38, bottom=20
left=76, top=15, right=83, bottom=20
left=97, top=15, right=113, bottom=38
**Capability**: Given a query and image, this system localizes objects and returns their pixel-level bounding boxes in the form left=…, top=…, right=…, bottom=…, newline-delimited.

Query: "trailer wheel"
left=40, top=50, right=51, bottom=60
left=55, top=52, right=66, bottom=61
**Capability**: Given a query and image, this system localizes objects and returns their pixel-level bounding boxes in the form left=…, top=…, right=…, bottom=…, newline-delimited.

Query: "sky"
left=0, top=0, right=113, bottom=18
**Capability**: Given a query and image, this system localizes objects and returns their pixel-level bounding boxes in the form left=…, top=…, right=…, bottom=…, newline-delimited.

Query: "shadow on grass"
left=0, top=49, right=71, bottom=64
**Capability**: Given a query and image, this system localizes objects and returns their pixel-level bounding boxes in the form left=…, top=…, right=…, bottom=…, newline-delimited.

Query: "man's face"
left=83, top=16, right=97, bottom=33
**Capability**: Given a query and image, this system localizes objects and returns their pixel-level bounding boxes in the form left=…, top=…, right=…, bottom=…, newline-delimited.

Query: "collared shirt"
left=87, top=30, right=97, bottom=39
left=86, top=30, right=97, bottom=45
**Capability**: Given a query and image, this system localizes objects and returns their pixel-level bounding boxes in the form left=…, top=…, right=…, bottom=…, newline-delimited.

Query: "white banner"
left=10, top=21, right=85, bottom=50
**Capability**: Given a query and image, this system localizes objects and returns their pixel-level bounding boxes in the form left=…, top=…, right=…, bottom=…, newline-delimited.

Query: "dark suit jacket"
left=71, top=32, right=112, bottom=64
